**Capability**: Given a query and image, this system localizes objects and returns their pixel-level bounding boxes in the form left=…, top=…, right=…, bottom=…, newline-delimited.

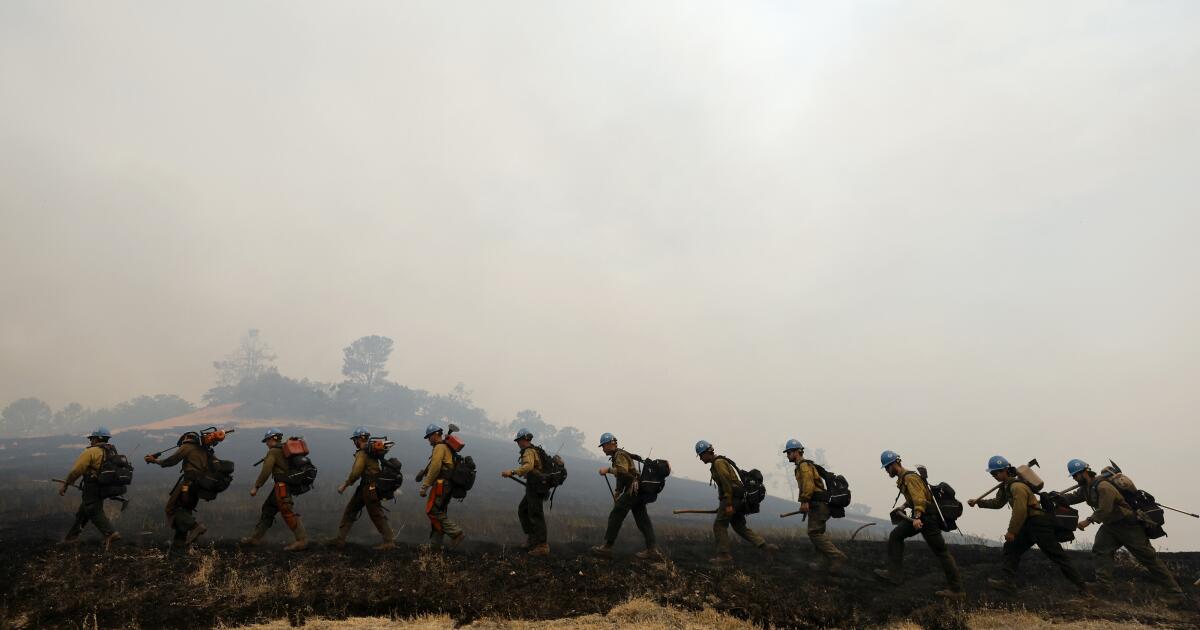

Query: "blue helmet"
left=262, top=428, right=283, bottom=443
left=350, top=426, right=371, bottom=440
left=987, top=455, right=1011, bottom=473
left=423, top=423, right=444, bottom=438
left=1067, top=458, right=1090, bottom=476
left=598, top=432, right=617, bottom=447
left=783, top=438, right=804, bottom=453
left=880, top=450, right=901, bottom=468
left=514, top=427, right=533, bottom=442
left=89, top=426, right=112, bottom=439
left=694, top=439, right=713, bottom=456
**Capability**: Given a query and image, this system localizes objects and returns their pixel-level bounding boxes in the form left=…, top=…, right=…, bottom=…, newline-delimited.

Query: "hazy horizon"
left=3, top=2, right=1199, bottom=549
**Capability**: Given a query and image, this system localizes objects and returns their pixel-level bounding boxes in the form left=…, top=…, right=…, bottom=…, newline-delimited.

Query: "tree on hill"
left=213, top=328, right=277, bottom=386
left=205, top=369, right=334, bottom=418
left=52, top=402, right=90, bottom=434
left=1, top=397, right=52, bottom=437
left=342, top=335, right=393, bottom=391
left=89, top=395, right=196, bottom=428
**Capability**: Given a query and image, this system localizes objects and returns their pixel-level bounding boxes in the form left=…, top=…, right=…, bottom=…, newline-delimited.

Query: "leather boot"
left=326, top=522, right=352, bottom=547
left=635, top=547, right=663, bottom=560
left=589, top=544, right=613, bottom=557
left=873, top=569, right=901, bottom=586
left=241, top=522, right=269, bottom=546
left=185, top=524, right=207, bottom=546
left=708, top=553, right=734, bottom=565
left=375, top=520, right=396, bottom=548
left=284, top=521, right=308, bottom=551
left=528, top=543, right=550, bottom=557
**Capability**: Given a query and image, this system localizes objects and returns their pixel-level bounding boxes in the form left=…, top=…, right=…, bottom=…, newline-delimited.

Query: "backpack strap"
left=713, top=455, right=743, bottom=481
left=892, top=470, right=919, bottom=508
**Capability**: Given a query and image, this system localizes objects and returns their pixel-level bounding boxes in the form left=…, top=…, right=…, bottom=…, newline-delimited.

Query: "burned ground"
left=1, top=431, right=1196, bottom=628
left=2, top=526, right=1198, bottom=629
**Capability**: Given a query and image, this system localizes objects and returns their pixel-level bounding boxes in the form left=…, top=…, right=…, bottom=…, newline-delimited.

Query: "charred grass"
left=1, top=482, right=1198, bottom=629
left=1, top=528, right=1198, bottom=629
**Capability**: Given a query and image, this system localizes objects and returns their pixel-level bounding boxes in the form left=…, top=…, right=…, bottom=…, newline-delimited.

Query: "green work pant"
left=604, top=491, right=656, bottom=549
left=251, top=484, right=301, bottom=538
left=425, top=480, right=462, bottom=547
left=1001, top=514, right=1084, bottom=587
left=1093, top=519, right=1182, bottom=594
left=714, top=507, right=766, bottom=553
left=67, top=484, right=114, bottom=539
left=887, top=518, right=961, bottom=590
left=340, top=483, right=392, bottom=541
left=518, top=488, right=548, bottom=545
left=805, top=502, right=847, bottom=565
left=167, top=482, right=201, bottom=544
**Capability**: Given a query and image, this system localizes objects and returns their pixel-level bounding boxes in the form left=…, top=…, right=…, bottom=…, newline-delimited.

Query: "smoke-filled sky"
left=3, top=2, right=1199, bottom=548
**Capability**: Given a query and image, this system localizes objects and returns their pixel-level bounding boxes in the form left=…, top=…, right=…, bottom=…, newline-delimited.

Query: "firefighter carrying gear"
left=421, top=442, right=462, bottom=549
left=978, top=478, right=1085, bottom=591
left=243, top=444, right=307, bottom=550
left=153, top=441, right=209, bottom=550
left=883, top=468, right=962, bottom=592
left=332, top=447, right=393, bottom=547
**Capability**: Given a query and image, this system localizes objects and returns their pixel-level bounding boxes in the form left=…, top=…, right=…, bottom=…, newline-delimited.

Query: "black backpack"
left=928, top=481, right=963, bottom=531
left=530, top=446, right=567, bottom=494
left=448, top=454, right=476, bottom=499
left=1096, top=476, right=1166, bottom=539
left=375, top=457, right=404, bottom=500
left=810, top=462, right=852, bottom=514
left=195, top=450, right=235, bottom=501
left=633, top=455, right=670, bottom=504
left=717, top=457, right=766, bottom=515
left=1039, top=491, right=1079, bottom=542
left=95, top=444, right=134, bottom=498
left=285, top=455, right=318, bottom=495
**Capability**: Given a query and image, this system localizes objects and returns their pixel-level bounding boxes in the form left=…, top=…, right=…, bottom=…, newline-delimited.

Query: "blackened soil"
left=1, top=535, right=1198, bottom=629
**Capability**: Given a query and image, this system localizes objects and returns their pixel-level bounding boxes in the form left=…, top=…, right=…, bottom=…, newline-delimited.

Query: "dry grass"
left=886, top=610, right=1170, bottom=630
left=224, top=599, right=1184, bottom=630
left=226, top=597, right=760, bottom=629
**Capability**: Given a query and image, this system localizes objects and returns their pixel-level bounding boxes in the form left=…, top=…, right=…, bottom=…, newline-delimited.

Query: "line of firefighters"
left=58, top=426, right=1189, bottom=606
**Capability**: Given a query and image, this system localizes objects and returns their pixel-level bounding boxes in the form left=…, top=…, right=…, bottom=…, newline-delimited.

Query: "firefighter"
left=969, top=455, right=1087, bottom=595
left=696, top=440, right=777, bottom=564
left=1059, top=459, right=1185, bottom=605
left=242, top=429, right=307, bottom=551
left=145, top=431, right=209, bottom=552
left=874, top=450, right=964, bottom=599
left=59, top=426, right=120, bottom=548
left=501, top=428, right=549, bottom=556
left=591, top=433, right=661, bottom=559
left=331, top=426, right=395, bottom=550
left=784, top=439, right=846, bottom=572
left=418, top=423, right=465, bottom=551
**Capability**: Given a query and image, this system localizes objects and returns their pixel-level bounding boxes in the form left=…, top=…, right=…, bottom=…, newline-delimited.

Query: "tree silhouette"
left=0, top=398, right=52, bottom=437
left=341, top=335, right=394, bottom=391
left=213, top=329, right=277, bottom=386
